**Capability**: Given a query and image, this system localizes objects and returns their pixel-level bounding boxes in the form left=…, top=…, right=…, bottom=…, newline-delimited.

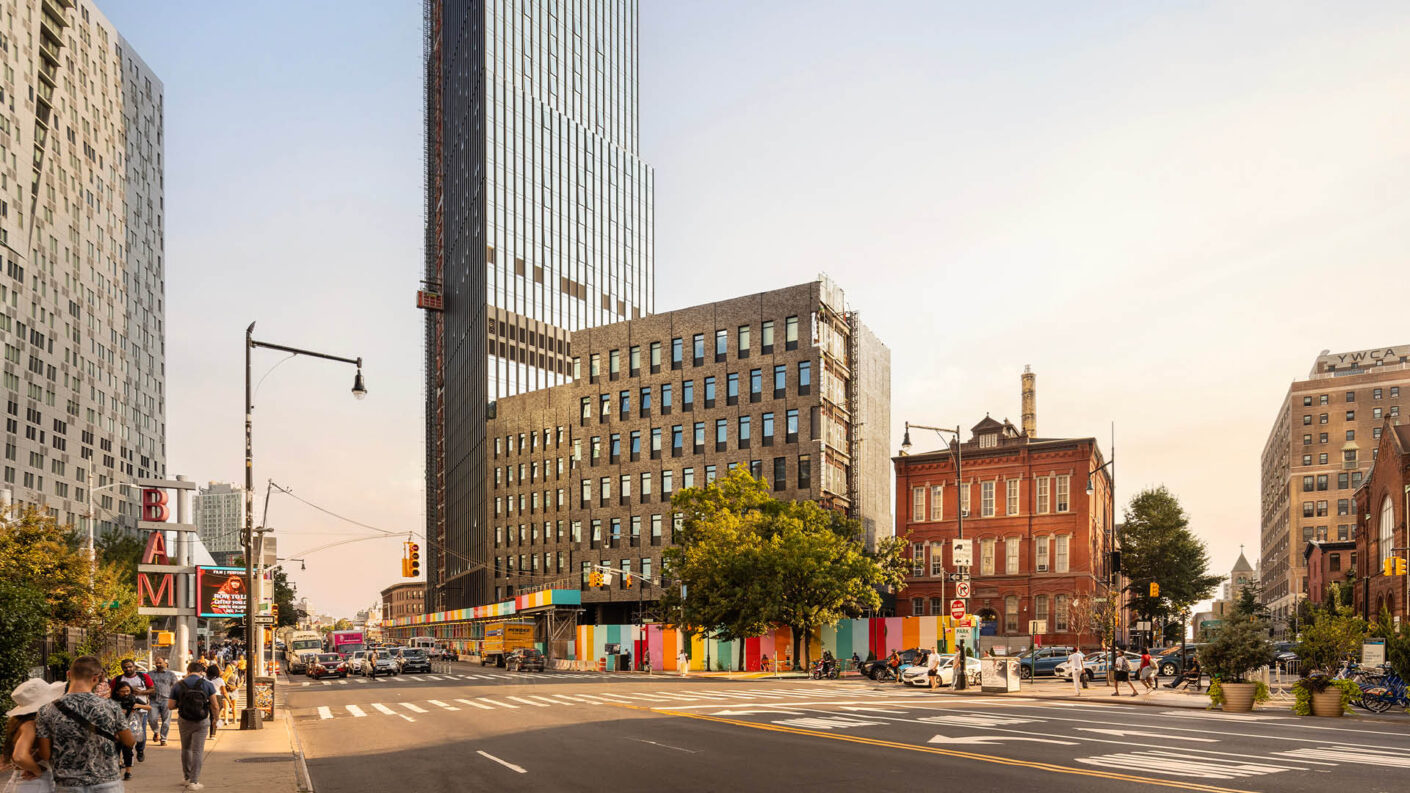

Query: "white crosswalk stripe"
left=456, top=698, right=494, bottom=709
left=477, top=698, right=517, bottom=709
left=400, top=702, right=429, bottom=713
left=428, top=700, right=459, bottom=711
left=371, top=703, right=397, bottom=716
left=506, top=696, right=549, bottom=707
left=317, top=706, right=333, bottom=719
left=346, top=705, right=367, bottom=717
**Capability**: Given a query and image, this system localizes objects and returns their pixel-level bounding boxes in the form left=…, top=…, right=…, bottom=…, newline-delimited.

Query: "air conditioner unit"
left=1037, top=564, right=1048, bottom=572
left=961, top=510, right=970, bottom=518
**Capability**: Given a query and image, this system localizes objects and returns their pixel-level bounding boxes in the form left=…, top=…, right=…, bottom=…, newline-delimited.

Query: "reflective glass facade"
left=426, top=0, right=654, bottom=610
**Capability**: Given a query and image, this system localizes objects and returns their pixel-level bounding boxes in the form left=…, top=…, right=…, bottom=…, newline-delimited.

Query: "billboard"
left=197, top=566, right=248, bottom=618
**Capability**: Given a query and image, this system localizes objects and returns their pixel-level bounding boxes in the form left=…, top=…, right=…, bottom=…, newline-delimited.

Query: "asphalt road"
left=286, top=663, right=1410, bottom=793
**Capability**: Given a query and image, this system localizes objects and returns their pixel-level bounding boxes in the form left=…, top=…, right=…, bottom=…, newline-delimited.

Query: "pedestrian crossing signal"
left=1399, top=558, right=1408, bottom=576
left=1149, top=582, right=1159, bottom=597
left=1387, top=557, right=1407, bottom=576
left=624, top=574, right=632, bottom=588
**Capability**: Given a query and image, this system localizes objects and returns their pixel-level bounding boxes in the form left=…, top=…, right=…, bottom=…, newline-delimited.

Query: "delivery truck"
left=480, top=621, right=535, bottom=667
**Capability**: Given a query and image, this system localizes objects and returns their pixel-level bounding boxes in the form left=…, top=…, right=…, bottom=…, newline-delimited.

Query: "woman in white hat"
left=2, top=677, right=65, bottom=792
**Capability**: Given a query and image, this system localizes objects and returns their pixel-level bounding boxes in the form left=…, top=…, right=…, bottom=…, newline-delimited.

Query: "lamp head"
left=1086, top=477, right=1094, bottom=495
left=901, top=422, right=912, bottom=454
left=352, top=369, right=367, bottom=400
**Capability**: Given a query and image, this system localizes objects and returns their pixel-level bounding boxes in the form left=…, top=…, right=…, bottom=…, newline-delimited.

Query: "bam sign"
left=135, top=478, right=198, bottom=617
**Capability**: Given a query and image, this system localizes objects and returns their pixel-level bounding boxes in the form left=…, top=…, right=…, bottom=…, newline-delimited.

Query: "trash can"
left=254, top=676, right=276, bottom=721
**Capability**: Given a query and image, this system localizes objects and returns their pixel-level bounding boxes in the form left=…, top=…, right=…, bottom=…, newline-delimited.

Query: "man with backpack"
left=170, top=660, right=217, bottom=790
left=35, top=654, right=136, bottom=792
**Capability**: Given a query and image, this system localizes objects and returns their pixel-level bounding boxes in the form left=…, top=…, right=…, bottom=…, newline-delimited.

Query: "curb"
left=284, top=708, right=315, bottom=793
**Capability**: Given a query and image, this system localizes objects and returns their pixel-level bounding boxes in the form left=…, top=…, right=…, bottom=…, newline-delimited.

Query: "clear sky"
left=100, top=1, right=1410, bottom=618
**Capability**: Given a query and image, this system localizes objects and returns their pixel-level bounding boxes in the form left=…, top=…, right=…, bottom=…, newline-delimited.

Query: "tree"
left=272, top=568, right=300, bottom=629
left=1233, top=584, right=1269, bottom=620
left=1068, top=595, right=1116, bottom=650
left=1199, top=616, right=1275, bottom=683
left=333, top=618, right=353, bottom=631
left=1296, top=605, right=1365, bottom=672
left=0, top=507, right=93, bottom=627
left=0, top=581, right=47, bottom=713
left=662, top=468, right=907, bottom=670
left=1118, top=487, right=1221, bottom=625
left=96, top=528, right=144, bottom=582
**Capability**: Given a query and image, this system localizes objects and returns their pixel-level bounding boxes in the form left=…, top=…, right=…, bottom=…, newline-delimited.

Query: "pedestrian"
left=220, top=664, right=239, bottom=724
left=1113, top=652, right=1138, bottom=697
left=147, top=657, right=177, bottom=746
left=204, top=666, right=226, bottom=738
left=35, top=654, right=136, bottom=793
left=850, top=652, right=861, bottom=673
left=3, top=677, right=66, bottom=792
left=109, top=658, right=154, bottom=765
left=110, top=682, right=148, bottom=781
left=1068, top=648, right=1086, bottom=695
left=643, top=649, right=651, bottom=675
left=677, top=650, right=689, bottom=677
left=1138, top=648, right=1156, bottom=693
left=172, top=660, right=217, bottom=790
left=925, top=649, right=942, bottom=690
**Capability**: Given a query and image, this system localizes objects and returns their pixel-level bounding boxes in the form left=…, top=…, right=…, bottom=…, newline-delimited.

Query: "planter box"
left=1220, top=682, right=1257, bottom=713
left=1310, top=688, right=1344, bottom=717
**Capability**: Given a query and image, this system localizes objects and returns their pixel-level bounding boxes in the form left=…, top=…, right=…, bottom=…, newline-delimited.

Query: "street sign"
left=946, top=573, right=965, bottom=583
left=952, top=539, right=973, bottom=567
left=1135, top=621, right=1152, bottom=631
left=1363, top=638, right=1386, bottom=666
left=1027, top=619, right=1047, bottom=634
left=253, top=615, right=274, bottom=625
left=950, top=599, right=967, bottom=620
left=954, top=581, right=971, bottom=599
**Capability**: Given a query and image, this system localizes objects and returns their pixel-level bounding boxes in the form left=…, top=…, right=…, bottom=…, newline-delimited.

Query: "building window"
left=1374, top=388, right=1383, bottom=399
left=1303, top=434, right=1312, bottom=446
left=651, top=514, right=663, bottom=543
left=1346, top=391, right=1356, bottom=403
left=931, top=542, right=944, bottom=576
left=1302, top=501, right=1314, bottom=518
left=671, top=338, right=683, bottom=368
left=630, top=345, right=641, bottom=373
left=715, top=329, right=727, bottom=358
left=798, top=361, right=812, bottom=393
left=1035, top=536, right=1049, bottom=571
left=650, top=341, right=662, bottom=370
left=739, top=415, right=751, bottom=444
left=590, top=354, right=601, bottom=377
left=1346, top=410, right=1355, bottom=421
left=1005, top=537, right=1020, bottom=575
left=1320, top=394, right=1328, bottom=405
left=1316, top=474, right=1328, bottom=491
left=1303, top=415, right=1312, bottom=425
left=961, top=483, right=971, bottom=516
left=692, top=333, right=705, bottom=363
left=930, top=486, right=943, bottom=521
left=1329, top=553, right=1341, bottom=572
left=1054, top=595, right=1069, bottom=631
left=663, top=470, right=674, bottom=494
left=912, top=544, right=925, bottom=577
left=727, top=373, right=739, bottom=404
left=798, top=455, right=811, bottom=489
left=1054, top=535, right=1070, bottom=573
left=980, top=537, right=996, bottom=575
left=762, top=320, right=775, bottom=351
left=786, top=409, right=799, bottom=442
left=683, top=467, right=695, bottom=489
left=750, top=369, right=762, bottom=400
left=1034, top=595, right=1049, bottom=628
left=1056, top=475, right=1070, bottom=512
left=1337, top=498, right=1349, bottom=516
left=1036, top=477, right=1050, bottom=514
left=1380, top=495, right=1395, bottom=568
left=785, top=315, right=799, bottom=348
left=1006, top=479, right=1020, bottom=516
left=773, top=457, right=786, bottom=491
left=609, top=349, right=620, bottom=376
left=911, top=598, right=924, bottom=616
left=738, top=325, right=751, bottom=356
left=929, top=597, right=943, bottom=616
left=715, top=418, right=728, bottom=446
left=1004, top=596, right=1019, bottom=634
left=762, top=412, right=775, bottom=443
left=912, top=487, right=925, bottom=522
left=981, top=481, right=995, bottom=517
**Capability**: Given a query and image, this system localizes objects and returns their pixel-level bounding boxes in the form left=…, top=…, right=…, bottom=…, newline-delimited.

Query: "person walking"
left=677, top=650, right=689, bottom=677
left=109, top=659, right=153, bottom=765
left=1113, top=652, right=1139, bottom=697
left=110, top=682, right=148, bottom=781
left=220, top=664, right=239, bottom=724
left=147, top=657, right=177, bottom=746
left=642, top=649, right=651, bottom=675
left=3, top=677, right=66, bottom=792
left=1138, top=649, right=1156, bottom=693
left=35, top=655, right=136, bottom=793
left=172, top=661, right=217, bottom=790
left=204, top=666, right=226, bottom=739
left=1067, top=648, right=1086, bottom=695
left=925, top=649, right=942, bottom=690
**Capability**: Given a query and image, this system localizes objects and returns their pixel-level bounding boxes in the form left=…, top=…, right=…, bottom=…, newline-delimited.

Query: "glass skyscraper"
left=423, top=0, right=654, bottom=610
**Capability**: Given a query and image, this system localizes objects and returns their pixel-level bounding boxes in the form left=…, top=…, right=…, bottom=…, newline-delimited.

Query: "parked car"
left=361, top=650, right=399, bottom=676
left=1016, top=646, right=1075, bottom=679
left=1055, top=651, right=1141, bottom=682
left=289, top=651, right=318, bottom=675
left=900, top=653, right=981, bottom=687
left=397, top=648, right=432, bottom=673
left=504, top=648, right=546, bottom=672
left=308, top=653, right=348, bottom=680
left=1155, top=644, right=1205, bottom=676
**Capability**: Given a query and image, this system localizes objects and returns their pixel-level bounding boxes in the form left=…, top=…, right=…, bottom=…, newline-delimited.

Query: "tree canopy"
left=661, top=468, right=907, bottom=668
left=1117, top=487, right=1220, bottom=622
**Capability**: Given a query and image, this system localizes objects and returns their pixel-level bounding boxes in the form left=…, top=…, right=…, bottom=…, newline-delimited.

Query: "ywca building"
left=893, top=409, right=1114, bottom=652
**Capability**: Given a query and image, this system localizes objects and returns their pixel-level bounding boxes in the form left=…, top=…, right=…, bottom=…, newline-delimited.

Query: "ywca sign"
left=135, top=478, right=197, bottom=617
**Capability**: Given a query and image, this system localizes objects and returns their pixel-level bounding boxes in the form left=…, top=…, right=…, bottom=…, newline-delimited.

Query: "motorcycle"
left=810, top=659, right=840, bottom=680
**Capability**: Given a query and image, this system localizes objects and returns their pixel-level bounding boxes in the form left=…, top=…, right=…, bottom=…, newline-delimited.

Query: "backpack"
left=175, top=679, right=209, bottom=722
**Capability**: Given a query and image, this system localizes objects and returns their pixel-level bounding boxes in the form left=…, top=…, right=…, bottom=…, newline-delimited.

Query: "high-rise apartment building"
left=485, top=279, right=890, bottom=622
left=0, top=1, right=165, bottom=535
left=423, top=0, right=654, bottom=610
left=1260, top=345, right=1409, bottom=631
left=194, top=482, right=243, bottom=557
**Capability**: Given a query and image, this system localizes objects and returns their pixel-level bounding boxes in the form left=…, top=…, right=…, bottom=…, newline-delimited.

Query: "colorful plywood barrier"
left=574, top=616, right=978, bottom=671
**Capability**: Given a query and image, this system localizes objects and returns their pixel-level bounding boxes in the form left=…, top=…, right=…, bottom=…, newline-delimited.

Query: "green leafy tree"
left=1233, top=584, right=1269, bottom=620
left=0, top=507, right=93, bottom=627
left=0, top=581, right=47, bottom=712
left=333, top=618, right=353, bottom=631
left=1200, top=616, right=1275, bottom=682
left=1118, top=487, right=1221, bottom=625
left=1368, top=612, right=1410, bottom=680
left=95, top=528, right=144, bottom=582
left=1296, top=605, right=1366, bottom=672
left=272, top=568, right=300, bottom=629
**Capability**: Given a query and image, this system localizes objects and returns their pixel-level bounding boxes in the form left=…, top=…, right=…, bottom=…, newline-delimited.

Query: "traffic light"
left=404, top=542, right=420, bottom=578
left=588, top=571, right=601, bottom=587
left=1385, top=558, right=1396, bottom=577
left=272, top=604, right=279, bottom=622
left=1149, top=582, right=1160, bottom=597
left=624, top=574, right=633, bottom=589
left=1398, top=558, right=1408, bottom=576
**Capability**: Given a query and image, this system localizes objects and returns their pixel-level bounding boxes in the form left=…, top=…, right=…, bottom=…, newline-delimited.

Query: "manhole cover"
left=235, top=756, right=294, bottom=764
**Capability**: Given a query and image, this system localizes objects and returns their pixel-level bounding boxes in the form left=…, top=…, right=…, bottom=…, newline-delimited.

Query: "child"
left=111, top=682, right=150, bottom=781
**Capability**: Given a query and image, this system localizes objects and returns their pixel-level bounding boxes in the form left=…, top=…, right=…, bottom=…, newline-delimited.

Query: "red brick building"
left=1353, top=420, right=1410, bottom=621
left=1303, top=539, right=1355, bottom=607
left=893, top=415, right=1114, bottom=652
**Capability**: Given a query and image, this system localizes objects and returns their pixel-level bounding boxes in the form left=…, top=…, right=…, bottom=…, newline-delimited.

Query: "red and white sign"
left=954, top=581, right=971, bottom=598
left=950, top=599, right=967, bottom=620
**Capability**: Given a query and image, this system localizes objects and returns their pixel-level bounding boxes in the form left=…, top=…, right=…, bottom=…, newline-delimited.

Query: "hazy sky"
left=100, top=1, right=1410, bottom=618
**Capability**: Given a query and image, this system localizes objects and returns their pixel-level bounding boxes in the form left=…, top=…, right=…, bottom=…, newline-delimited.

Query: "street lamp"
left=241, top=322, right=365, bottom=730
left=1086, top=448, right=1116, bottom=691
left=901, top=421, right=967, bottom=688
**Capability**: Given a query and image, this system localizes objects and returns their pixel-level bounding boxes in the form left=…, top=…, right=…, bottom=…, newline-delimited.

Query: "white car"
left=1055, top=651, right=1142, bottom=682
left=901, top=654, right=982, bottom=687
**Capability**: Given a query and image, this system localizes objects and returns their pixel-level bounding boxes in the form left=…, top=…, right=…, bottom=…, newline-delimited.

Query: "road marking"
left=400, top=703, right=429, bottom=713
left=1075, top=751, right=1294, bottom=780
left=476, top=750, right=526, bottom=774
left=1079, top=728, right=1216, bottom=743
left=478, top=698, right=518, bottom=709
left=317, top=706, right=333, bottom=720
left=917, top=714, right=1038, bottom=728
left=428, top=700, right=460, bottom=711
left=526, top=696, right=563, bottom=706
left=1157, top=710, right=1286, bottom=722
left=423, top=675, right=444, bottom=680
left=456, top=698, right=494, bottom=710
left=336, top=679, right=348, bottom=685
left=542, top=694, right=584, bottom=704
left=370, top=703, right=413, bottom=721
left=507, top=696, right=549, bottom=707
left=631, top=704, right=1255, bottom=793
left=775, top=716, right=883, bottom=730
left=345, top=705, right=366, bottom=718
left=714, top=708, right=805, bottom=716
left=928, top=733, right=1078, bottom=746
left=320, top=681, right=330, bottom=686
left=630, top=738, right=699, bottom=754
left=1278, top=746, right=1410, bottom=768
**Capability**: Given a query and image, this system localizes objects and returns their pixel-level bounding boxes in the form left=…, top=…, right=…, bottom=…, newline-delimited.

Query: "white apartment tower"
left=194, top=482, right=243, bottom=556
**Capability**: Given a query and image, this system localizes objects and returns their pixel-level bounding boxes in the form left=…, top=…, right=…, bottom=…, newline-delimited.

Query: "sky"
left=98, top=1, right=1410, bottom=618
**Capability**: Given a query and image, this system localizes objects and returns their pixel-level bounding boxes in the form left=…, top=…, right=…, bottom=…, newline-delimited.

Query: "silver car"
left=362, top=649, right=399, bottom=676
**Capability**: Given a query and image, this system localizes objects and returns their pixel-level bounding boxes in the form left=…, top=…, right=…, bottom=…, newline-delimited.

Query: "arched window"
left=1380, top=495, right=1396, bottom=567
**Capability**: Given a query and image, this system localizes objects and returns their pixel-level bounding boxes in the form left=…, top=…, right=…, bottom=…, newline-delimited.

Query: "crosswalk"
left=299, top=685, right=929, bottom=723
left=290, top=672, right=620, bottom=687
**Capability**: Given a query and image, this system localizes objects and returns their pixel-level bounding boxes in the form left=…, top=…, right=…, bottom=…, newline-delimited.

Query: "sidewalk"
left=126, top=704, right=306, bottom=793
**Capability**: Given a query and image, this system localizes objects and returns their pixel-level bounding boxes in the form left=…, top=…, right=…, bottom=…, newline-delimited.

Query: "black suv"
left=505, top=648, right=546, bottom=672
left=398, top=648, right=432, bottom=673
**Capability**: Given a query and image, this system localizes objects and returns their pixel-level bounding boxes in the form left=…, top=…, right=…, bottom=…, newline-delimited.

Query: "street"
left=285, top=664, right=1410, bottom=793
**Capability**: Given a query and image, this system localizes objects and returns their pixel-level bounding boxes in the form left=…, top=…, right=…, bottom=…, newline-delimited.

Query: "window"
left=1320, top=413, right=1328, bottom=424
left=981, top=481, right=995, bottom=517
left=1004, top=595, right=1019, bottom=634
left=785, top=315, right=799, bottom=348
left=573, top=357, right=582, bottom=379
left=692, top=333, right=705, bottom=362
left=1036, top=477, right=1050, bottom=513
left=798, top=360, right=812, bottom=393
left=1303, top=396, right=1313, bottom=406
left=1338, top=473, right=1348, bottom=489
left=621, top=474, right=632, bottom=499
left=1303, top=434, right=1312, bottom=446
left=739, top=415, right=752, bottom=443
left=1302, top=501, right=1314, bottom=518
left=630, top=345, right=641, bottom=373
left=662, top=383, right=673, bottom=411
left=715, top=329, right=727, bottom=358
left=592, top=519, right=603, bottom=543
left=683, top=468, right=695, bottom=489
left=1006, top=479, right=1019, bottom=515
left=912, top=487, right=926, bottom=521
left=1303, top=415, right=1312, bottom=425
left=1302, top=454, right=1312, bottom=466
left=1380, top=495, right=1395, bottom=568
left=683, top=380, right=694, bottom=408
left=641, top=471, right=652, bottom=496
left=773, top=457, right=786, bottom=490
left=1054, top=535, right=1070, bottom=573
left=715, top=418, right=727, bottom=446
left=749, top=369, right=762, bottom=400
left=1035, top=536, right=1050, bottom=571
left=651, top=514, right=663, bottom=543
left=762, top=412, right=775, bottom=443
left=651, top=428, right=662, bottom=454
left=1054, top=595, right=1069, bottom=631
left=762, top=320, right=775, bottom=351
left=930, top=486, right=943, bottom=521
left=620, top=390, right=631, bottom=416
left=1395, top=387, right=1402, bottom=398
left=738, top=325, right=751, bottom=355
left=1346, top=410, right=1355, bottom=421
left=1346, top=391, right=1356, bottom=403
left=960, top=483, right=971, bottom=516
left=663, top=470, right=674, bottom=494
left=1320, top=433, right=1328, bottom=443
left=786, top=409, right=799, bottom=441
left=580, top=397, right=592, bottom=421
left=798, top=455, right=811, bottom=489
left=650, top=341, right=661, bottom=370
left=1374, top=408, right=1383, bottom=420
left=641, top=387, right=652, bottom=414
left=590, top=353, right=601, bottom=377
left=774, top=365, right=786, bottom=394
left=912, top=544, right=925, bottom=577
left=1330, top=553, right=1342, bottom=572
left=610, top=434, right=621, bottom=460
left=1056, top=475, right=1070, bottom=512
left=600, top=394, right=611, bottom=419
left=980, top=538, right=996, bottom=575
left=602, top=477, right=612, bottom=502
left=929, top=597, right=943, bottom=616
left=931, top=542, right=944, bottom=576
left=1320, top=394, right=1329, bottom=405
left=1319, top=453, right=1329, bottom=464
left=1317, top=474, right=1328, bottom=491
left=609, top=349, right=620, bottom=376
left=672, top=425, right=683, bottom=453
left=1005, top=537, right=1019, bottom=575
left=671, top=338, right=683, bottom=367
left=1338, top=498, right=1349, bottom=516
left=1346, top=430, right=1356, bottom=441
left=1374, top=388, right=1383, bottom=399
left=1034, top=595, right=1049, bottom=628
left=693, top=422, right=705, bottom=447
left=704, top=376, right=716, bottom=406
left=911, top=597, right=924, bottom=616
left=727, top=373, right=739, bottom=404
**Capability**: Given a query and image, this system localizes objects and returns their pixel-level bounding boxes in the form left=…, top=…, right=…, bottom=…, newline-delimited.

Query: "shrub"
left=1199, top=618, right=1275, bottom=683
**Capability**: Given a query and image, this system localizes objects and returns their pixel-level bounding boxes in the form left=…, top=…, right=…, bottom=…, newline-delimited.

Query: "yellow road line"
left=617, top=703, right=1253, bottom=793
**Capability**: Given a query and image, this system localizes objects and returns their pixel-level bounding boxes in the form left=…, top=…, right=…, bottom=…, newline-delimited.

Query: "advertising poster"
left=197, top=566, right=248, bottom=618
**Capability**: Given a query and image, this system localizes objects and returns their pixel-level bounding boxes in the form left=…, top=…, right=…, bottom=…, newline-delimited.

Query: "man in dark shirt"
left=148, top=656, right=179, bottom=745
left=35, top=655, right=136, bottom=792
left=170, top=660, right=217, bottom=790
